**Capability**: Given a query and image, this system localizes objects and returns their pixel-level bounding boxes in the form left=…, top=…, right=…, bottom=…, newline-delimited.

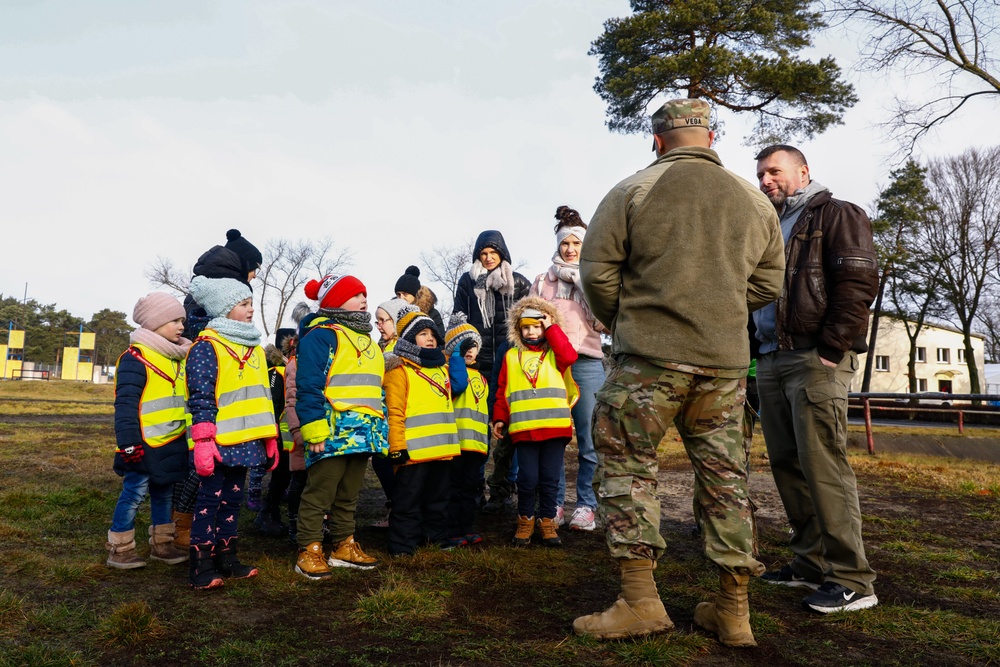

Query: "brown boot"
left=106, top=529, right=146, bottom=569
left=694, top=570, right=756, bottom=647
left=327, top=535, right=378, bottom=570
left=538, top=517, right=562, bottom=547
left=512, top=515, right=535, bottom=547
left=573, top=559, right=673, bottom=639
left=172, top=511, right=192, bottom=549
left=149, top=524, right=189, bottom=565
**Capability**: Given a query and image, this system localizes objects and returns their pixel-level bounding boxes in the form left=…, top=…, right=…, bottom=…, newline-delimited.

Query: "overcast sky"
left=2, top=0, right=998, bottom=337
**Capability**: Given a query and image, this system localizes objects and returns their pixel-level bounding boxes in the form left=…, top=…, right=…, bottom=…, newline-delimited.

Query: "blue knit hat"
left=188, top=276, right=252, bottom=318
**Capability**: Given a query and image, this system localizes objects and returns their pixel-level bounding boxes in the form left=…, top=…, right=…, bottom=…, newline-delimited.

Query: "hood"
left=506, top=295, right=562, bottom=350
left=473, top=230, right=512, bottom=264
left=192, top=245, right=250, bottom=286
left=415, top=286, right=438, bottom=314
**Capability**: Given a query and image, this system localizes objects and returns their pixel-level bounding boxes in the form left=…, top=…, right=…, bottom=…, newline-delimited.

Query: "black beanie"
left=225, top=229, right=263, bottom=274
left=394, top=265, right=421, bottom=297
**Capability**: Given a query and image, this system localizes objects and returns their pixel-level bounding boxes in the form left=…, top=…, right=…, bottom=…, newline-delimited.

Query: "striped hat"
left=304, top=274, right=366, bottom=310
left=396, top=305, right=439, bottom=345
left=444, top=312, right=481, bottom=356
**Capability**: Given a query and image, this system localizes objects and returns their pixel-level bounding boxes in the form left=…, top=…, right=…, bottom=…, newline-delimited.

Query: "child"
left=370, top=297, right=409, bottom=528
left=282, top=304, right=310, bottom=547
left=492, top=296, right=578, bottom=547
left=384, top=306, right=467, bottom=556
left=293, top=275, right=388, bottom=580
left=252, top=335, right=295, bottom=537
left=186, top=276, right=279, bottom=589
left=443, top=313, right=488, bottom=547
left=107, top=292, right=193, bottom=569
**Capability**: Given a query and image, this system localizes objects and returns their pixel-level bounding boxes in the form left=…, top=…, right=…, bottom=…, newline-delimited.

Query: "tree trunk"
left=861, top=266, right=890, bottom=392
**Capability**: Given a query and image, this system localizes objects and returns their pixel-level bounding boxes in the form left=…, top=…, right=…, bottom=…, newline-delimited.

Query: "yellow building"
left=855, top=316, right=986, bottom=395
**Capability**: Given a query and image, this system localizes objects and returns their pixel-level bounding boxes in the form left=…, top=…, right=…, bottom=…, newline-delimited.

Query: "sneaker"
left=370, top=513, right=390, bottom=529
left=802, top=582, right=878, bottom=613
left=327, top=536, right=378, bottom=570
left=569, top=506, right=597, bottom=531
left=463, top=533, right=483, bottom=546
left=760, top=564, right=821, bottom=590
left=554, top=506, right=565, bottom=527
left=440, top=536, right=468, bottom=551
left=295, top=542, right=332, bottom=581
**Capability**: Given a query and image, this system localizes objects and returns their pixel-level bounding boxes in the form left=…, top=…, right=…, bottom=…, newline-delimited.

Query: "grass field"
left=1, top=381, right=998, bottom=666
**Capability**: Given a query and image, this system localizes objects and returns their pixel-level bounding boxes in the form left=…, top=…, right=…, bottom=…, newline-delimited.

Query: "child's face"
left=520, top=323, right=543, bottom=340
left=415, top=329, right=437, bottom=349
left=227, top=298, right=254, bottom=323
left=375, top=308, right=395, bottom=341
left=153, top=317, right=185, bottom=344
left=463, top=344, right=480, bottom=365
left=341, top=293, right=367, bottom=312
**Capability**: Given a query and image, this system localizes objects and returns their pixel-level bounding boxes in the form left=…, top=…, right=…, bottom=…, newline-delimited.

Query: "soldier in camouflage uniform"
left=575, top=98, right=785, bottom=646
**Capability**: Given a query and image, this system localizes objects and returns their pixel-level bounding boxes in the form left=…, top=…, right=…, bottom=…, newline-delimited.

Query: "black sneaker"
left=802, top=582, right=878, bottom=613
left=760, top=564, right=821, bottom=590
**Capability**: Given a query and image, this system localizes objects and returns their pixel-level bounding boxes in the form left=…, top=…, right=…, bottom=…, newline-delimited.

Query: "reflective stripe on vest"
left=403, top=364, right=460, bottom=462
left=131, top=343, right=189, bottom=447
left=200, top=332, right=278, bottom=445
left=279, top=412, right=294, bottom=452
left=314, top=324, right=385, bottom=418
left=454, top=369, right=489, bottom=454
left=504, top=347, right=578, bottom=434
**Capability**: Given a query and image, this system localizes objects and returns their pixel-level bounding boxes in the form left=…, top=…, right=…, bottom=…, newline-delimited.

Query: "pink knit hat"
left=133, top=292, right=185, bottom=331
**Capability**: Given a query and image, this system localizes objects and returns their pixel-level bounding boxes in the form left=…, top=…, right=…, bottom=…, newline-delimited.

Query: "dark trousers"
left=448, top=451, right=487, bottom=537
left=388, top=460, right=451, bottom=555
left=515, top=439, right=566, bottom=520
left=487, top=434, right=516, bottom=500
left=191, top=464, right=246, bottom=546
left=173, top=468, right=201, bottom=514
left=371, top=455, right=395, bottom=507
left=286, top=470, right=307, bottom=519
left=264, top=449, right=292, bottom=514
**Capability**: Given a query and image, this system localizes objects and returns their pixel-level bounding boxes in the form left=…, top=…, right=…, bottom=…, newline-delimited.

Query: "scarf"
left=205, top=318, right=261, bottom=347
left=129, top=328, right=192, bottom=360
left=548, top=259, right=593, bottom=321
left=317, top=308, right=373, bottom=335
left=469, top=259, right=516, bottom=324
left=393, top=338, right=446, bottom=367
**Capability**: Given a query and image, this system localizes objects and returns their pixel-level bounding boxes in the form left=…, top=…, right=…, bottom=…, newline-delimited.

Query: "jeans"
left=557, top=355, right=605, bottom=509
left=111, top=470, right=173, bottom=532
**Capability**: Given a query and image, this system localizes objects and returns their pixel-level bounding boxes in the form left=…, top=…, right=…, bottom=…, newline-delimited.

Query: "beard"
left=765, top=188, right=790, bottom=210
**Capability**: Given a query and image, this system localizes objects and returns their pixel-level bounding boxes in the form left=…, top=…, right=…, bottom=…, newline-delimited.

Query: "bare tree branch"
left=419, top=240, right=474, bottom=314
left=144, top=256, right=189, bottom=295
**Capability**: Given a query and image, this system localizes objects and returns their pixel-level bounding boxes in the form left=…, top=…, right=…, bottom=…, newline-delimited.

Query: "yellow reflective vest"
left=316, top=324, right=385, bottom=418
left=403, top=364, right=460, bottom=463
left=504, top=347, right=579, bottom=435
left=198, top=331, right=278, bottom=446
left=454, top=367, right=489, bottom=454
left=130, top=343, right=189, bottom=447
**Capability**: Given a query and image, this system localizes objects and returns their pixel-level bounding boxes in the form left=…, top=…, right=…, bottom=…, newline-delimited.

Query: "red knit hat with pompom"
left=304, top=274, right=367, bottom=310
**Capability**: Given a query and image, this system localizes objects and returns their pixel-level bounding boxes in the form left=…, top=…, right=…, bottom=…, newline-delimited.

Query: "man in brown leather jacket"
left=752, top=144, right=880, bottom=614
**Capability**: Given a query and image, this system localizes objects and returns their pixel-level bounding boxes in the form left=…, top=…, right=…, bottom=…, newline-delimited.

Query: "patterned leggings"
left=190, top=465, right=246, bottom=547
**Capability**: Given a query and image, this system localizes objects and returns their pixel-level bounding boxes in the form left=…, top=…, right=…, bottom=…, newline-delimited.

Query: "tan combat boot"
left=512, top=515, right=535, bottom=547
left=538, top=517, right=562, bottom=547
left=149, top=524, right=189, bottom=565
left=106, top=529, right=146, bottom=569
left=327, top=535, right=379, bottom=570
left=693, top=570, right=756, bottom=647
left=573, top=558, right=674, bottom=639
left=172, top=511, right=193, bottom=549
left=295, top=541, right=332, bottom=580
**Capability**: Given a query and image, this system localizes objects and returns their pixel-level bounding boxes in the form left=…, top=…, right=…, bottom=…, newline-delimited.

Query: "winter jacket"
left=771, top=190, right=880, bottom=363
left=283, top=356, right=306, bottom=471
left=453, top=230, right=531, bottom=378
left=182, top=245, right=250, bottom=340
left=112, top=351, right=189, bottom=484
left=530, top=268, right=604, bottom=359
left=580, top=146, right=784, bottom=375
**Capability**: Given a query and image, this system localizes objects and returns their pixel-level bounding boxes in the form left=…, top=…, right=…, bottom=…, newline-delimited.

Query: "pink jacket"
left=530, top=268, right=604, bottom=360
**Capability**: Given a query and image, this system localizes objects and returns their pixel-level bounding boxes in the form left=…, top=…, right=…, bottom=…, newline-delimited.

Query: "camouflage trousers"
left=593, top=355, right=764, bottom=576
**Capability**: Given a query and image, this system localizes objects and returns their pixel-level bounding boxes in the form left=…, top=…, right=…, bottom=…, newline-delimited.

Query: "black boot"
left=214, top=536, right=258, bottom=579
left=287, top=514, right=298, bottom=548
left=189, top=543, right=224, bottom=590
left=253, top=501, right=287, bottom=537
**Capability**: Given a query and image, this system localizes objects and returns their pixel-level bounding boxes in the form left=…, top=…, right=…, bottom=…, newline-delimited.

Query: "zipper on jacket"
left=837, top=256, right=875, bottom=267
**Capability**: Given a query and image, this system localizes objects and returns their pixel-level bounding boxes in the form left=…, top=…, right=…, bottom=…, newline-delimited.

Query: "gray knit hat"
left=188, top=276, right=252, bottom=318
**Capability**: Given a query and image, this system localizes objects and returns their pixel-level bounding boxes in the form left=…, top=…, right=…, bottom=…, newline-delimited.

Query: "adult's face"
left=756, top=151, right=810, bottom=209
left=558, top=235, right=582, bottom=264
left=479, top=247, right=501, bottom=271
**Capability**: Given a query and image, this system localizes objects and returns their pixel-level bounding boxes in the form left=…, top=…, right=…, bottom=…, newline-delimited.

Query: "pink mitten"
left=264, top=438, right=279, bottom=471
left=191, top=423, right=222, bottom=477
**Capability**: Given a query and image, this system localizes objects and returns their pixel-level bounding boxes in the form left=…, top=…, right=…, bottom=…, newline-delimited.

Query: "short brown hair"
left=755, top=144, right=808, bottom=167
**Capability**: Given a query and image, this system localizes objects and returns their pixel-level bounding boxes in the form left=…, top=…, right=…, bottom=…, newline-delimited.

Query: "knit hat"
left=396, top=305, right=439, bottom=345
left=444, top=312, right=481, bottom=356
left=224, top=229, right=263, bottom=273
left=377, top=298, right=410, bottom=329
left=519, top=307, right=544, bottom=327
left=133, top=292, right=186, bottom=331
left=187, top=276, right=253, bottom=318
left=304, top=274, right=367, bottom=310
left=274, top=328, right=296, bottom=351
left=393, top=266, right=421, bottom=297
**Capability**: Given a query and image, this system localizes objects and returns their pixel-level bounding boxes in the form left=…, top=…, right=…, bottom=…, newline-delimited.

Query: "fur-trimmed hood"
left=506, top=295, right=562, bottom=350
left=415, top=286, right=438, bottom=314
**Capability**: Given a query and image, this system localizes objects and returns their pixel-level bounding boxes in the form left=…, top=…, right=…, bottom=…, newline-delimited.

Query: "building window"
left=958, top=348, right=966, bottom=363
left=916, top=347, right=926, bottom=363
left=917, top=378, right=928, bottom=392
left=875, top=355, right=890, bottom=372
left=937, top=348, right=950, bottom=363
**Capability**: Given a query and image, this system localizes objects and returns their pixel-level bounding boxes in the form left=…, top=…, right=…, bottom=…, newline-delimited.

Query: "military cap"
left=651, top=98, right=711, bottom=134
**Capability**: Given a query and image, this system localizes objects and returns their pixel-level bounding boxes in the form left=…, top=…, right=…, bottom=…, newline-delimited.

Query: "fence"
left=849, top=393, right=1000, bottom=454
